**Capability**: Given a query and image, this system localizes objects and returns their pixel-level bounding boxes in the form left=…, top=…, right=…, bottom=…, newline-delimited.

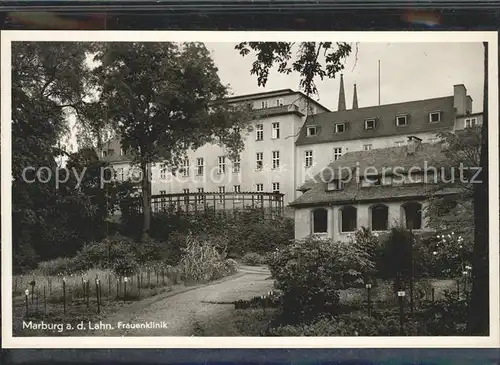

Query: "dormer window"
left=335, top=123, right=346, bottom=133
left=276, top=98, right=284, bottom=106
left=396, top=115, right=408, bottom=127
left=465, top=117, right=477, bottom=128
left=429, top=111, right=441, bottom=123
left=261, top=100, right=268, bottom=109
left=327, top=179, right=344, bottom=191
left=307, top=126, right=317, bottom=137
left=364, top=119, right=376, bottom=130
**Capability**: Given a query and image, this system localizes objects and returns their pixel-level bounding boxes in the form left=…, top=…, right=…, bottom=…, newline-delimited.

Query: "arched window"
left=371, top=204, right=389, bottom=231
left=312, top=208, right=328, bottom=234
left=403, top=202, right=422, bottom=229
left=341, top=206, right=357, bottom=232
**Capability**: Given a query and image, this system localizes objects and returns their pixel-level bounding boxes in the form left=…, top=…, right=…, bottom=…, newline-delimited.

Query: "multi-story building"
left=99, top=75, right=481, bottom=219
left=100, top=89, right=330, bottom=210
left=294, top=81, right=478, bottom=193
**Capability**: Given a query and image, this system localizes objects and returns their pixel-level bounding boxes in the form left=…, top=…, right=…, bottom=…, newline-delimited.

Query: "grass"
left=191, top=278, right=459, bottom=336
left=12, top=266, right=187, bottom=336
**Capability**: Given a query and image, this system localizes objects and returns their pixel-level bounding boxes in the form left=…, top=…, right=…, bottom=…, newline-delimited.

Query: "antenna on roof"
left=378, top=60, right=381, bottom=106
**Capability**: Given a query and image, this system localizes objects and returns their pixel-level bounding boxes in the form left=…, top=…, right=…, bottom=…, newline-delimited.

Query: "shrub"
left=179, top=234, right=237, bottom=282
left=37, top=257, right=75, bottom=276
left=268, top=236, right=375, bottom=321
left=73, top=235, right=136, bottom=271
left=241, top=252, right=264, bottom=266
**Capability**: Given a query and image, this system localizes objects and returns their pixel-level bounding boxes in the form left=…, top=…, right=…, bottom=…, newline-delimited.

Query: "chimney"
left=453, top=84, right=467, bottom=116
left=352, top=84, right=358, bottom=109
left=407, top=136, right=422, bottom=155
left=338, top=74, right=346, bottom=111
left=466, top=95, right=473, bottom=114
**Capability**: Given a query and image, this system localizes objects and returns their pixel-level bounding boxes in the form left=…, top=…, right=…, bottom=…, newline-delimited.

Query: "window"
left=234, top=185, right=241, bottom=193
left=362, top=144, right=372, bottom=151
left=272, top=182, right=280, bottom=192
left=312, top=208, right=328, bottom=234
left=102, top=150, right=108, bottom=158
left=233, top=126, right=240, bottom=134
left=365, top=119, right=376, bottom=130
left=261, top=100, right=268, bottom=109
left=327, top=179, right=343, bottom=191
left=160, top=190, right=166, bottom=195
left=307, top=126, right=317, bottom=136
left=333, top=147, right=343, bottom=161
left=395, top=141, right=405, bottom=147
left=232, top=156, right=241, bottom=173
left=272, top=122, right=280, bottom=139
left=197, top=188, right=204, bottom=203
left=183, top=189, right=190, bottom=204
left=335, top=123, right=345, bottom=133
left=256, top=183, right=264, bottom=192
left=160, top=167, right=167, bottom=179
left=276, top=98, right=284, bottom=106
left=181, top=159, right=190, bottom=177
left=218, top=186, right=225, bottom=203
left=272, top=151, right=280, bottom=169
left=429, top=112, right=441, bottom=123
left=371, top=204, right=388, bottom=231
left=403, top=202, right=422, bottom=230
left=256, top=124, right=264, bottom=140
left=305, top=150, right=313, bottom=167
left=465, top=117, right=477, bottom=128
left=218, top=156, right=226, bottom=174
left=196, top=157, right=204, bottom=176
left=256, top=152, right=263, bottom=170
left=107, top=149, right=114, bottom=156
left=183, top=189, right=189, bottom=194
left=396, top=115, right=408, bottom=126
left=341, top=206, right=357, bottom=233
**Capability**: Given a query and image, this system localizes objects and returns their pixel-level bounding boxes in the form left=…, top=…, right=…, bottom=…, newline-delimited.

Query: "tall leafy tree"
left=235, top=42, right=352, bottom=97
left=91, top=42, right=251, bottom=240
left=11, top=42, right=98, bottom=268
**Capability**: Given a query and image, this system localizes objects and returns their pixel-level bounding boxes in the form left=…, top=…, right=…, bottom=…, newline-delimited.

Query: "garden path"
left=90, top=265, right=273, bottom=336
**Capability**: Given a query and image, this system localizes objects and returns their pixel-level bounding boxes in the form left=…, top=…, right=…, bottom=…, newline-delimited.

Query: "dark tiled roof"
left=299, top=142, right=449, bottom=191
left=292, top=142, right=457, bottom=207
left=296, top=96, right=455, bottom=146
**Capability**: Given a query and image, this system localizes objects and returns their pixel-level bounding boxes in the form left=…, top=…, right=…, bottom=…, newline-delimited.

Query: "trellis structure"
left=124, top=191, right=285, bottom=218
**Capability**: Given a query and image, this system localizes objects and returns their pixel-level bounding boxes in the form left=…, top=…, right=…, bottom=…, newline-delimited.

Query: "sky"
left=206, top=42, right=484, bottom=113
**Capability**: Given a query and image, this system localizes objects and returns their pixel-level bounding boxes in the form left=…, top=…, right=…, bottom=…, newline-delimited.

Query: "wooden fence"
left=123, top=191, right=285, bottom=218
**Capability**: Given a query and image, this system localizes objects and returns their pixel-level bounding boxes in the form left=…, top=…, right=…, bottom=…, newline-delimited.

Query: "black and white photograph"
left=1, top=31, right=498, bottom=347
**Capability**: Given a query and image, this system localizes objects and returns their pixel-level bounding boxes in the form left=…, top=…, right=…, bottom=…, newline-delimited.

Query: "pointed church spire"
left=352, top=83, right=358, bottom=109
left=338, top=74, right=346, bottom=111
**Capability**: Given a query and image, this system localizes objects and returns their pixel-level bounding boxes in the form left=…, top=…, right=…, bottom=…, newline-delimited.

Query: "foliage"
left=11, top=42, right=101, bottom=270
left=120, top=209, right=293, bottom=258
left=89, top=42, right=252, bottom=239
left=179, top=234, right=237, bottom=282
left=37, top=257, right=75, bottom=276
left=241, top=252, right=265, bottom=266
left=421, top=232, right=473, bottom=278
left=421, top=290, right=468, bottom=335
left=375, top=227, right=432, bottom=290
left=268, top=236, right=374, bottom=321
left=235, top=42, right=352, bottom=97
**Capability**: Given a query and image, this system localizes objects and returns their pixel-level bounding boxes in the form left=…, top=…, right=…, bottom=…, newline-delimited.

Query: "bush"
left=37, top=257, right=75, bottom=276
left=179, top=234, right=237, bottom=282
left=268, top=236, right=375, bottom=321
left=241, top=252, right=264, bottom=266
left=73, top=235, right=136, bottom=271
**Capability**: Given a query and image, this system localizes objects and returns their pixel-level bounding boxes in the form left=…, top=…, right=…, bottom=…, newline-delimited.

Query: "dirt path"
left=90, top=266, right=273, bottom=336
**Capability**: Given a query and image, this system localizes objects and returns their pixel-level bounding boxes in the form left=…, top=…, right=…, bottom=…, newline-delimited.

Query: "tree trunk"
left=141, top=161, right=152, bottom=242
left=467, top=41, right=489, bottom=335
